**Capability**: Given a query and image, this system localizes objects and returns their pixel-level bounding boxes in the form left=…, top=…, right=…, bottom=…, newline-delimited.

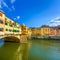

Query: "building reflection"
left=13, top=42, right=32, bottom=60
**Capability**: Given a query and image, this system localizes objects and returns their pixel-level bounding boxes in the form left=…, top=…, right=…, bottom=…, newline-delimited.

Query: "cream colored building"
left=0, top=11, right=21, bottom=35
left=40, top=25, right=50, bottom=36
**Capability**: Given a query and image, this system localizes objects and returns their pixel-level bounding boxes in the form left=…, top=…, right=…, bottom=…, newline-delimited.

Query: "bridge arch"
left=4, top=35, right=20, bottom=42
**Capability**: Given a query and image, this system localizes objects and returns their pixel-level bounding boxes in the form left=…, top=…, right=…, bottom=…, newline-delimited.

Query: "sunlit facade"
left=56, top=26, right=60, bottom=36
left=21, top=24, right=28, bottom=35
left=0, top=11, right=21, bottom=35
left=27, top=28, right=32, bottom=39
left=50, top=27, right=56, bottom=36
left=40, top=25, right=50, bottom=36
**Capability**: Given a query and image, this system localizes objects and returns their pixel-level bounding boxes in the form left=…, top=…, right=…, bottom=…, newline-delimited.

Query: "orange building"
left=50, top=27, right=56, bottom=36
left=20, top=24, right=28, bottom=42
left=21, top=24, right=28, bottom=35
left=56, top=26, right=60, bottom=35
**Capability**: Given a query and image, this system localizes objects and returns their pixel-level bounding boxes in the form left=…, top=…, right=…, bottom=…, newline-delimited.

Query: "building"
left=56, top=26, right=60, bottom=36
left=50, top=27, right=56, bottom=36
left=27, top=28, right=32, bottom=39
left=0, top=11, right=21, bottom=35
left=20, top=24, right=28, bottom=42
left=21, top=24, right=28, bottom=35
left=40, top=25, right=50, bottom=36
left=30, top=27, right=41, bottom=37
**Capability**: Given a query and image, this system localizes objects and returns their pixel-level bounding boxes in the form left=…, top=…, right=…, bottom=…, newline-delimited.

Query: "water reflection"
left=14, top=44, right=27, bottom=60
left=0, top=38, right=4, bottom=48
left=28, top=40, right=60, bottom=60
left=0, top=40, right=32, bottom=60
left=0, top=42, right=20, bottom=60
left=13, top=41, right=32, bottom=60
left=0, top=39, right=60, bottom=60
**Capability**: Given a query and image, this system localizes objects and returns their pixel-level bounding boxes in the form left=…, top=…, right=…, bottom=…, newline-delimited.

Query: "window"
left=5, top=18, right=7, bottom=20
left=5, top=23, right=8, bottom=25
left=6, top=29, right=8, bottom=31
left=0, top=28, right=3, bottom=31
left=5, top=18, right=8, bottom=25
left=9, top=29, right=12, bottom=32
left=13, top=30, right=19, bottom=32
left=0, top=20, right=3, bottom=24
left=9, top=21, right=13, bottom=27
left=9, top=24, right=13, bottom=27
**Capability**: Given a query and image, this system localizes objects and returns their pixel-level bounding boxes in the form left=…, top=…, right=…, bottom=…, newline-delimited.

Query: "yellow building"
left=30, top=28, right=41, bottom=36
left=40, top=25, right=50, bottom=36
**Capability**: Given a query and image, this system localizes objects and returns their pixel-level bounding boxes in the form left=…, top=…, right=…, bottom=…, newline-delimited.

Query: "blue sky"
left=0, top=0, right=60, bottom=27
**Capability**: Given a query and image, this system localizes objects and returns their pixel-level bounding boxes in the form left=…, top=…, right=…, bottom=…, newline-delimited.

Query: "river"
left=0, top=39, right=60, bottom=60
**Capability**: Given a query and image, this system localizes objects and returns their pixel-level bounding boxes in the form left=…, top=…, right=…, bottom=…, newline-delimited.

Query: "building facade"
left=50, top=27, right=56, bottom=36
left=0, top=11, right=21, bottom=35
left=40, top=25, right=50, bottom=36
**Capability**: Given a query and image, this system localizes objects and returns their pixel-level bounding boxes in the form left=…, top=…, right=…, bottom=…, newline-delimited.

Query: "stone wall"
left=20, top=35, right=28, bottom=43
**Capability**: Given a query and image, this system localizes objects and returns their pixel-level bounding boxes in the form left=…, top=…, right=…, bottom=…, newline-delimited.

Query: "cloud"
left=10, top=0, right=16, bottom=4
left=0, top=0, right=16, bottom=11
left=49, top=17, right=60, bottom=26
left=50, top=17, right=60, bottom=23
left=11, top=5, right=15, bottom=10
left=0, top=0, right=11, bottom=11
left=10, top=0, right=16, bottom=11
left=0, top=5, right=2, bottom=8
left=17, top=16, right=20, bottom=19
left=0, top=1, right=2, bottom=8
left=0, top=0, right=2, bottom=9
left=14, top=16, right=20, bottom=20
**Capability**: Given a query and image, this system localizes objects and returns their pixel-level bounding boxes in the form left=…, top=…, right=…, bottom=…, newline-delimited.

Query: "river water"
left=0, top=39, right=60, bottom=60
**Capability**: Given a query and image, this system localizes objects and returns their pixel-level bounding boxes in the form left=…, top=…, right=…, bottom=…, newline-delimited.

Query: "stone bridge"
left=0, top=34, right=28, bottom=43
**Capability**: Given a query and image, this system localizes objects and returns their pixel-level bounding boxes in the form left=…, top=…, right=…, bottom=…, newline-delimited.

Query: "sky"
left=0, top=0, right=60, bottom=27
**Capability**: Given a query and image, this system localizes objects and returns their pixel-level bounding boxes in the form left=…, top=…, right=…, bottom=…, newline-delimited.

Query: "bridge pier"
left=20, top=35, right=28, bottom=43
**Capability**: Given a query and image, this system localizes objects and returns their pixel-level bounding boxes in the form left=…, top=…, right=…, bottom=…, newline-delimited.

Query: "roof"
left=41, top=25, right=50, bottom=28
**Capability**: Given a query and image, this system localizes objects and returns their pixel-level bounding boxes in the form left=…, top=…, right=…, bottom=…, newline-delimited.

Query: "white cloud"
left=11, top=5, right=15, bottom=10
left=17, top=16, right=20, bottom=19
left=0, top=0, right=11, bottom=11
left=0, top=0, right=16, bottom=11
left=14, top=16, right=20, bottom=20
left=0, top=1, right=2, bottom=8
left=0, top=5, right=2, bottom=8
left=10, top=0, right=16, bottom=4
left=3, top=1, right=8, bottom=8
left=0, top=0, right=2, bottom=9
left=49, top=17, right=60, bottom=26
left=50, top=17, right=60, bottom=23
left=10, top=0, right=16, bottom=10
